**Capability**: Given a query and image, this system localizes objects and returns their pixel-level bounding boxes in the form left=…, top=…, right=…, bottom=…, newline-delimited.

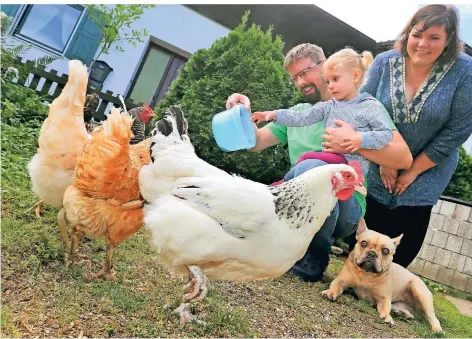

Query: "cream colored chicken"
left=27, top=60, right=90, bottom=249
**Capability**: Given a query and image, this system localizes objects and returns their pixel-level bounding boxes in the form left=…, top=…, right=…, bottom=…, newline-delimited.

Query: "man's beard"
left=301, top=84, right=321, bottom=104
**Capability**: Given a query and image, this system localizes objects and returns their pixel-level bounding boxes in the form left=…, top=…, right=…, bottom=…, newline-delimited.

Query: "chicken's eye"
left=345, top=173, right=352, bottom=180
left=360, top=240, right=367, bottom=247
left=382, top=248, right=390, bottom=255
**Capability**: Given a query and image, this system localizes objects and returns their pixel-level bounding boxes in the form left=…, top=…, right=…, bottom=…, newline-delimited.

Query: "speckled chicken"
left=128, top=104, right=156, bottom=144
left=83, top=93, right=100, bottom=134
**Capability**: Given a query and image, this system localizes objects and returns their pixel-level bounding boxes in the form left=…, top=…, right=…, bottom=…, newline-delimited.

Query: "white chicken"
left=139, top=107, right=362, bottom=326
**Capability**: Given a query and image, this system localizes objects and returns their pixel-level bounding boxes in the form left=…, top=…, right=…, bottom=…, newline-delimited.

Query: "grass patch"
left=1, top=122, right=471, bottom=337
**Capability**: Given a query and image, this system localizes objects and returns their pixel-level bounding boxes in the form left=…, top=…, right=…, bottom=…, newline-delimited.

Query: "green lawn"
left=1, top=122, right=471, bottom=338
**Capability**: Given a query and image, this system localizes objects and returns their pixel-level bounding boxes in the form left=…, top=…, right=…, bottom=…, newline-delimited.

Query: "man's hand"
left=226, top=93, right=251, bottom=112
left=394, top=168, right=418, bottom=196
left=322, top=120, right=356, bottom=153
left=251, top=111, right=277, bottom=124
left=380, top=166, right=398, bottom=194
left=340, top=131, right=362, bottom=153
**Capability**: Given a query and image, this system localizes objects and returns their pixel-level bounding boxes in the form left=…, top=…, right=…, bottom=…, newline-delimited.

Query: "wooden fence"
left=10, top=59, right=124, bottom=121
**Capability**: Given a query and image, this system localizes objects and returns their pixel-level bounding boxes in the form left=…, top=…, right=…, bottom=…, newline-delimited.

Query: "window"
left=127, top=42, right=188, bottom=107
left=15, top=5, right=83, bottom=53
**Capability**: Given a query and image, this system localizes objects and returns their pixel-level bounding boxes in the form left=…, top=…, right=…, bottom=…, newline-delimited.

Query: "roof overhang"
left=186, top=4, right=376, bottom=55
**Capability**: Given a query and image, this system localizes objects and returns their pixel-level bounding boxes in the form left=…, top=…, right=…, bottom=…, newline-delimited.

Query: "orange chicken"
left=62, top=107, right=152, bottom=280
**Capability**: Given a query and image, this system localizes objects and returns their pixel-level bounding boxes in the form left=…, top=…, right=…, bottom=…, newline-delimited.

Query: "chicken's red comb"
left=348, top=161, right=364, bottom=184
left=142, top=103, right=153, bottom=113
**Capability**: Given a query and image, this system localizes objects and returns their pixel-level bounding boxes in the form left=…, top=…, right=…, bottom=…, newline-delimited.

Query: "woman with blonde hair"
left=357, top=4, right=472, bottom=268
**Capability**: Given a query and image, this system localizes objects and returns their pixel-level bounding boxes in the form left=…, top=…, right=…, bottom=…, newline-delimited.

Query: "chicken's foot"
left=24, top=200, right=43, bottom=218
left=174, top=303, right=206, bottom=328
left=174, top=265, right=208, bottom=327
left=85, top=242, right=116, bottom=280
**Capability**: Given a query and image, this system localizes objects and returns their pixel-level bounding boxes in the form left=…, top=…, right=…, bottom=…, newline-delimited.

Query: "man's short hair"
left=284, top=43, right=326, bottom=69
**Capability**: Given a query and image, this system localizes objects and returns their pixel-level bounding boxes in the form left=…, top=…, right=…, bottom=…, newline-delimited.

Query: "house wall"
left=8, top=5, right=230, bottom=97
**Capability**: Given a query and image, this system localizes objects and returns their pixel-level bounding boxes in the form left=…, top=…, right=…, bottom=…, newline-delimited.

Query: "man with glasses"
left=226, top=43, right=411, bottom=282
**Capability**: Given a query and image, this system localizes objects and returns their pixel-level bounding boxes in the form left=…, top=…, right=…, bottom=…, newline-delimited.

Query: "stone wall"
left=409, top=199, right=472, bottom=293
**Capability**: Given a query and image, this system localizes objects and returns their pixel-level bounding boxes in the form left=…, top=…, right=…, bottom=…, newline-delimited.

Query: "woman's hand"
left=322, top=120, right=356, bottom=153
left=380, top=166, right=398, bottom=194
left=251, top=111, right=277, bottom=124
left=394, top=168, right=418, bottom=196
left=226, top=93, right=251, bottom=112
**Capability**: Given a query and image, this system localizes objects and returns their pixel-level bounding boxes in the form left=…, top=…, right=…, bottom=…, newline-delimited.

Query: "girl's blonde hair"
left=323, top=48, right=374, bottom=88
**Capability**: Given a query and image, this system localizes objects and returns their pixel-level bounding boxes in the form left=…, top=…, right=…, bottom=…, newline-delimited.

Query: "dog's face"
left=352, top=219, right=403, bottom=274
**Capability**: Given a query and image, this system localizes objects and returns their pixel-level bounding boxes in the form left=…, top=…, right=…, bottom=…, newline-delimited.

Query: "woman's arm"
left=422, top=66, right=472, bottom=164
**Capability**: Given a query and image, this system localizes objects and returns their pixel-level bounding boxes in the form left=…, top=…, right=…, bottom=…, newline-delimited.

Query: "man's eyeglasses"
left=289, top=60, right=323, bottom=84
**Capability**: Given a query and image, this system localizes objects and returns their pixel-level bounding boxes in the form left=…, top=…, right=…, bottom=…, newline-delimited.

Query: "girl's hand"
left=340, top=132, right=362, bottom=153
left=251, top=111, right=277, bottom=124
left=380, top=166, right=398, bottom=194
left=394, top=168, right=418, bottom=195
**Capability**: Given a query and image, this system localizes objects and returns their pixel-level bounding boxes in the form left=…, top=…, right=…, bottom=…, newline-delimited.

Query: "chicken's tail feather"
left=48, top=60, right=88, bottom=119
left=98, top=107, right=134, bottom=145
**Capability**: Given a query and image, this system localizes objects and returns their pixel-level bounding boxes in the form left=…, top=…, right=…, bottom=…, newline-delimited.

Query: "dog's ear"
left=355, top=217, right=368, bottom=240
left=392, top=234, right=403, bottom=248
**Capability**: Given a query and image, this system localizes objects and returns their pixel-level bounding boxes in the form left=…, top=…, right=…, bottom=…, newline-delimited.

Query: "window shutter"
left=65, top=10, right=102, bottom=66
left=1, top=4, right=21, bottom=17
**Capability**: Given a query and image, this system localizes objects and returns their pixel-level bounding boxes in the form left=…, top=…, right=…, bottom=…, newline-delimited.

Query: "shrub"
left=443, top=146, right=472, bottom=202
left=156, top=12, right=301, bottom=184
left=1, top=11, right=56, bottom=125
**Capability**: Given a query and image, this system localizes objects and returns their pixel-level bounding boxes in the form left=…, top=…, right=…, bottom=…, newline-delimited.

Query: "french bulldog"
left=321, top=218, right=442, bottom=333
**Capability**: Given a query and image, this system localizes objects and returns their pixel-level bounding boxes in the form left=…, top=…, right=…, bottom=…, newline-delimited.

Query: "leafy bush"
left=1, top=11, right=56, bottom=125
left=156, top=12, right=301, bottom=184
left=443, top=146, right=472, bottom=202
left=1, top=82, right=49, bottom=125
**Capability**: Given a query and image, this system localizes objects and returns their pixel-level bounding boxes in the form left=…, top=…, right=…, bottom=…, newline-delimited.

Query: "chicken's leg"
left=175, top=265, right=208, bottom=327
left=58, top=208, right=70, bottom=262
left=24, top=200, right=43, bottom=218
left=85, top=241, right=117, bottom=280
left=66, top=226, right=82, bottom=267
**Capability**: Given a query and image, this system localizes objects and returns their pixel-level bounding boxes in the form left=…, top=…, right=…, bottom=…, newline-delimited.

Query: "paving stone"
left=432, top=200, right=442, bottom=214
left=429, top=214, right=446, bottom=231
left=442, top=217, right=460, bottom=234
left=420, top=244, right=438, bottom=261
left=451, top=271, right=469, bottom=291
left=460, top=239, right=472, bottom=257
left=445, top=234, right=464, bottom=253
left=433, top=248, right=452, bottom=267
left=448, top=253, right=467, bottom=272
left=440, top=201, right=456, bottom=217
left=408, top=257, right=425, bottom=275
left=455, top=204, right=471, bottom=221
left=436, top=266, right=455, bottom=285
left=464, top=257, right=472, bottom=276
left=431, top=231, right=448, bottom=248
left=466, top=277, right=472, bottom=294
left=422, top=261, right=440, bottom=281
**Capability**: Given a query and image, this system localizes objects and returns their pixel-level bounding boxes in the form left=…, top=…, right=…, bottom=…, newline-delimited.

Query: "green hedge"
left=443, top=146, right=472, bottom=203
left=155, top=12, right=302, bottom=184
